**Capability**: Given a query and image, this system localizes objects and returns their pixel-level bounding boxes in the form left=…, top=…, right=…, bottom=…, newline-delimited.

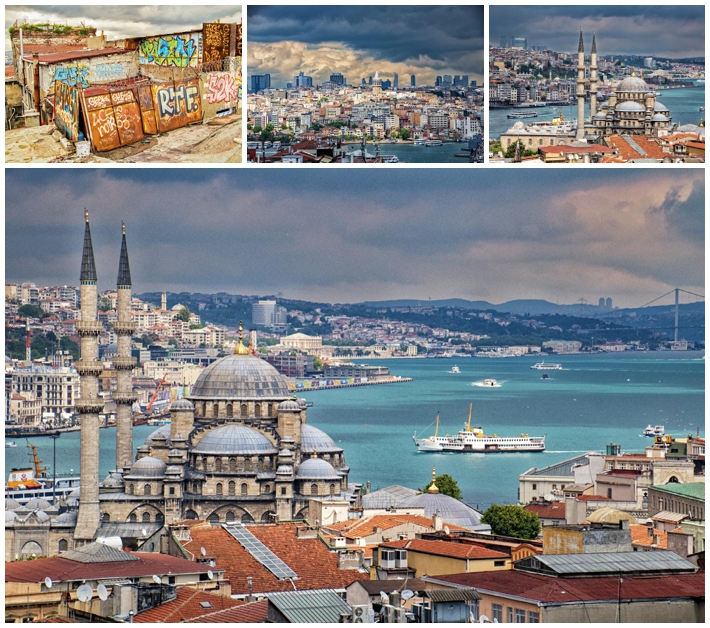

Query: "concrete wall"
left=544, top=599, right=704, bottom=623
left=40, top=51, right=138, bottom=97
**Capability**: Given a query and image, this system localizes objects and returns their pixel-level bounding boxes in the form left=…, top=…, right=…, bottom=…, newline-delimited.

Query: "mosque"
left=6, top=214, right=356, bottom=558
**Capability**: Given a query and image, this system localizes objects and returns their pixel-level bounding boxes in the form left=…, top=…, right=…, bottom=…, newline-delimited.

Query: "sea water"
left=5, top=352, right=704, bottom=510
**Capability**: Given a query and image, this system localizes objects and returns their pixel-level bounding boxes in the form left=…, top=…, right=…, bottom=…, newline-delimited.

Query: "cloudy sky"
left=490, top=6, right=705, bottom=58
left=248, top=6, right=484, bottom=87
left=5, top=169, right=704, bottom=309
left=5, top=5, right=241, bottom=51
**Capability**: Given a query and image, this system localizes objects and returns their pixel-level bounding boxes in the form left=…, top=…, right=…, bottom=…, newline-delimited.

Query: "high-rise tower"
left=113, top=223, right=136, bottom=471
left=576, top=28, right=586, bottom=140
left=589, top=32, right=598, bottom=118
left=74, top=211, right=104, bottom=541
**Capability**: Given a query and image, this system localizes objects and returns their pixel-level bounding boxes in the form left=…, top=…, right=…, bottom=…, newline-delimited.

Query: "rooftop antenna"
left=97, top=583, right=109, bottom=601
left=45, top=577, right=53, bottom=589
left=152, top=575, right=161, bottom=584
left=207, top=570, right=214, bottom=580
left=76, top=584, right=93, bottom=603
left=201, top=547, right=206, bottom=556
left=444, top=526, right=450, bottom=535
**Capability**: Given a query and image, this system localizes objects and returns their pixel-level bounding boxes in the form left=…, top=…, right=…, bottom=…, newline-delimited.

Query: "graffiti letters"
left=205, top=73, right=239, bottom=104
left=111, top=90, right=134, bottom=105
left=157, top=83, right=200, bottom=117
left=90, top=109, right=117, bottom=139
left=54, top=82, right=80, bottom=140
left=85, top=94, right=112, bottom=110
left=53, top=65, right=90, bottom=88
left=140, top=34, right=200, bottom=67
left=92, top=63, right=126, bottom=83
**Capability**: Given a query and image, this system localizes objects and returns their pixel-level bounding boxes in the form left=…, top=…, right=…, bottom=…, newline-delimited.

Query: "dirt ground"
left=5, top=113, right=242, bottom=164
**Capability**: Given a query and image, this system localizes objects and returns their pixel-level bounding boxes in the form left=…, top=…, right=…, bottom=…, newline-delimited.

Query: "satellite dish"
left=207, top=570, right=214, bottom=580
left=45, top=577, right=53, bottom=589
left=401, top=589, right=414, bottom=601
left=76, top=584, right=93, bottom=603
left=152, top=575, right=161, bottom=584
left=479, top=614, right=489, bottom=623
left=97, top=584, right=109, bottom=601
left=444, top=526, right=450, bottom=535
left=380, top=591, right=389, bottom=604
left=201, top=547, right=206, bottom=556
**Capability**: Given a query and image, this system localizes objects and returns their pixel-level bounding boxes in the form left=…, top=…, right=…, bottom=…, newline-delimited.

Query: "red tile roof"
left=135, top=588, right=242, bottom=623
left=325, top=514, right=465, bottom=539
left=576, top=494, right=611, bottom=502
left=524, top=502, right=566, bottom=520
left=5, top=552, right=212, bottom=584
left=185, top=599, right=269, bottom=623
left=539, top=144, right=614, bottom=154
left=380, top=539, right=509, bottom=561
left=180, top=522, right=368, bottom=595
left=630, top=525, right=668, bottom=549
left=5, top=65, right=15, bottom=78
left=433, top=571, right=704, bottom=603
left=605, top=135, right=667, bottom=160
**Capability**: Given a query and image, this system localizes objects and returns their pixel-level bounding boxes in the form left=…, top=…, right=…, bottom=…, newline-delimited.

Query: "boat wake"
left=471, top=380, right=502, bottom=388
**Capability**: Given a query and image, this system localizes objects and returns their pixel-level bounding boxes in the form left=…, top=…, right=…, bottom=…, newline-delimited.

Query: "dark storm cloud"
left=248, top=6, right=483, bottom=64
left=4, top=170, right=703, bottom=308
left=490, top=5, right=704, bottom=57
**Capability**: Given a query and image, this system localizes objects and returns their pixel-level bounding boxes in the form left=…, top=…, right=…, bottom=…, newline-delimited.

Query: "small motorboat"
left=6, top=441, right=17, bottom=448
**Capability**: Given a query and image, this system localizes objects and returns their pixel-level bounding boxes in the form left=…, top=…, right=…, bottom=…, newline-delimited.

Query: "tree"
left=18, top=304, right=44, bottom=319
left=174, top=307, right=190, bottom=322
left=423, top=473, right=462, bottom=500
left=399, top=128, right=410, bottom=140
left=313, top=355, right=324, bottom=370
left=252, top=125, right=262, bottom=134
left=480, top=505, right=540, bottom=539
left=99, top=297, right=112, bottom=312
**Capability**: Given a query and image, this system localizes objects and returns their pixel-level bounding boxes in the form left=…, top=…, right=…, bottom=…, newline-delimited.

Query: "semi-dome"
left=126, top=456, right=167, bottom=479
left=6, top=511, right=18, bottom=523
left=651, top=113, right=669, bottom=122
left=171, top=398, right=194, bottom=411
left=189, top=354, right=289, bottom=400
left=616, top=101, right=644, bottom=112
left=5, top=498, right=21, bottom=510
left=101, top=475, right=124, bottom=488
left=616, top=75, right=649, bottom=93
left=297, top=398, right=308, bottom=408
left=300, top=424, right=342, bottom=453
left=278, top=399, right=301, bottom=412
left=192, top=424, right=277, bottom=455
left=65, top=498, right=79, bottom=509
left=54, top=511, right=78, bottom=524
left=654, top=102, right=669, bottom=112
left=144, top=424, right=171, bottom=448
left=295, top=457, right=340, bottom=480
left=400, top=492, right=484, bottom=529
left=25, top=498, right=51, bottom=511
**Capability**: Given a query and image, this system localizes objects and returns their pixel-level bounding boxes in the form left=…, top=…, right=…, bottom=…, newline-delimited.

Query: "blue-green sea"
left=5, top=352, right=704, bottom=510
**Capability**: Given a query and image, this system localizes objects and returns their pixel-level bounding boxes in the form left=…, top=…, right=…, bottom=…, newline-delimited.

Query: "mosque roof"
left=125, top=456, right=167, bottom=479
left=587, top=507, right=637, bottom=524
left=651, top=113, right=669, bottom=122
left=189, top=354, right=290, bottom=400
left=300, top=424, right=342, bottom=453
left=654, top=102, right=669, bottom=112
left=143, top=424, right=171, bottom=447
left=399, top=492, right=485, bottom=530
left=171, top=398, right=194, bottom=411
left=279, top=399, right=301, bottom=412
left=616, top=101, right=645, bottom=112
left=5, top=497, right=21, bottom=510
left=295, top=457, right=340, bottom=480
left=192, top=424, right=277, bottom=455
left=616, top=75, right=650, bottom=93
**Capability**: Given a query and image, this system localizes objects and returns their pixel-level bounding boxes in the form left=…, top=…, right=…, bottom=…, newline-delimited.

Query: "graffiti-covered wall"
left=139, top=32, right=202, bottom=68
left=41, top=51, right=138, bottom=97
left=200, top=68, right=242, bottom=119
left=54, top=82, right=81, bottom=140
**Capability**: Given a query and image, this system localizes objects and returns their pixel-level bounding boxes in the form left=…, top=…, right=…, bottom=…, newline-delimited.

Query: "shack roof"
left=23, top=48, right=129, bottom=64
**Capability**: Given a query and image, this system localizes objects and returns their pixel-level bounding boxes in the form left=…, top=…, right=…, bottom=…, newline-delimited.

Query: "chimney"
left=432, top=512, right=443, bottom=531
left=652, top=534, right=660, bottom=546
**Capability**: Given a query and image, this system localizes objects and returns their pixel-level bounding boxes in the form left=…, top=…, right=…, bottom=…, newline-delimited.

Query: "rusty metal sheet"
left=203, top=22, right=231, bottom=64
left=111, top=90, right=145, bottom=145
left=82, top=90, right=121, bottom=152
left=151, top=79, right=202, bottom=133
left=54, top=82, right=81, bottom=141
left=137, top=85, right=158, bottom=135
left=235, top=24, right=242, bottom=57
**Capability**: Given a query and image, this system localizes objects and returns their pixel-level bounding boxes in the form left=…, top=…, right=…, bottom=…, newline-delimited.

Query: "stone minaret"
left=114, top=223, right=137, bottom=471
left=74, top=211, right=104, bottom=541
left=575, top=28, right=586, bottom=140
left=589, top=32, right=598, bottom=118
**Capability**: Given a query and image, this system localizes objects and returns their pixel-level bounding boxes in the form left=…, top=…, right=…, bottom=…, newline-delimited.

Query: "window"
left=129, top=513, right=137, bottom=523
left=532, top=483, right=537, bottom=491
left=494, top=560, right=506, bottom=567
left=216, top=483, right=223, bottom=495
left=215, top=458, right=222, bottom=472
left=144, top=484, right=151, bottom=496
left=156, top=512, right=164, bottom=522
left=240, top=404, right=248, bottom=418
left=310, top=483, right=319, bottom=496
left=58, top=539, right=68, bottom=552
left=528, top=611, right=539, bottom=623
left=213, top=403, right=219, bottom=417
left=169, top=486, right=175, bottom=495
left=281, top=487, right=287, bottom=495
left=492, top=604, right=503, bottom=623
left=255, top=403, right=261, bottom=417
left=330, top=483, right=336, bottom=496
left=129, top=483, right=134, bottom=495
left=229, top=457, right=237, bottom=472
left=607, top=488, right=613, bottom=499
left=102, top=513, right=110, bottom=522
left=207, top=512, right=219, bottom=523
left=225, top=511, right=235, bottom=522
left=516, top=609, right=526, bottom=623
left=228, top=481, right=236, bottom=496
left=262, top=484, right=271, bottom=493
left=552, top=484, right=557, bottom=490
left=226, top=404, right=233, bottom=418
left=469, top=600, right=479, bottom=622
left=142, top=512, right=151, bottom=522
left=192, top=482, right=198, bottom=493
left=241, top=483, right=248, bottom=496
left=507, top=607, right=513, bottom=623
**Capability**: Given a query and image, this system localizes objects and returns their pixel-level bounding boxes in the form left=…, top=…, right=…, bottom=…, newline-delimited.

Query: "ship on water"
left=413, top=404, right=546, bottom=453
left=530, top=361, right=562, bottom=370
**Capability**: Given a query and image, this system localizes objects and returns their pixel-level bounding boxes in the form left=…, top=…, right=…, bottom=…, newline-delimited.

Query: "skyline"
left=490, top=5, right=705, bottom=58
left=4, top=5, right=242, bottom=51
left=5, top=169, right=704, bottom=309
left=247, top=5, right=484, bottom=87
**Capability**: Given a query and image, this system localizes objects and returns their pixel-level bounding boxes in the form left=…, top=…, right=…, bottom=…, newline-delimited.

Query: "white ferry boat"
left=413, top=139, right=426, bottom=146
left=413, top=405, right=545, bottom=453
left=449, top=366, right=461, bottom=374
left=381, top=155, right=400, bottom=163
left=507, top=111, right=538, bottom=119
left=6, top=442, right=80, bottom=504
left=425, top=140, right=443, bottom=147
left=644, top=425, right=665, bottom=437
left=472, top=379, right=501, bottom=388
left=530, top=362, right=562, bottom=370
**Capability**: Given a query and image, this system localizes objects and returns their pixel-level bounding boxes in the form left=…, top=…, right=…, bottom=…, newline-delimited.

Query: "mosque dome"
left=126, top=456, right=167, bottom=479
left=587, top=507, right=637, bottom=524
left=171, top=398, right=194, bottom=411
left=54, top=511, right=78, bottom=524
left=654, top=102, right=669, bottom=112
left=25, top=498, right=52, bottom=511
left=144, top=425, right=171, bottom=447
left=6, top=511, right=18, bottom=523
left=69, top=488, right=80, bottom=499
left=616, top=101, right=645, bottom=112
left=278, top=399, right=301, bottom=412
left=192, top=424, right=278, bottom=455
left=189, top=354, right=289, bottom=401
left=66, top=498, right=79, bottom=509
left=300, top=424, right=342, bottom=453
left=400, top=492, right=483, bottom=529
left=616, top=75, right=649, bottom=93
left=297, top=398, right=308, bottom=409
left=5, top=498, right=21, bottom=510
left=101, top=474, right=124, bottom=488
left=651, top=113, right=669, bottom=122
left=295, top=457, right=341, bottom=480
left=512, top=121, right=525, bottom=130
